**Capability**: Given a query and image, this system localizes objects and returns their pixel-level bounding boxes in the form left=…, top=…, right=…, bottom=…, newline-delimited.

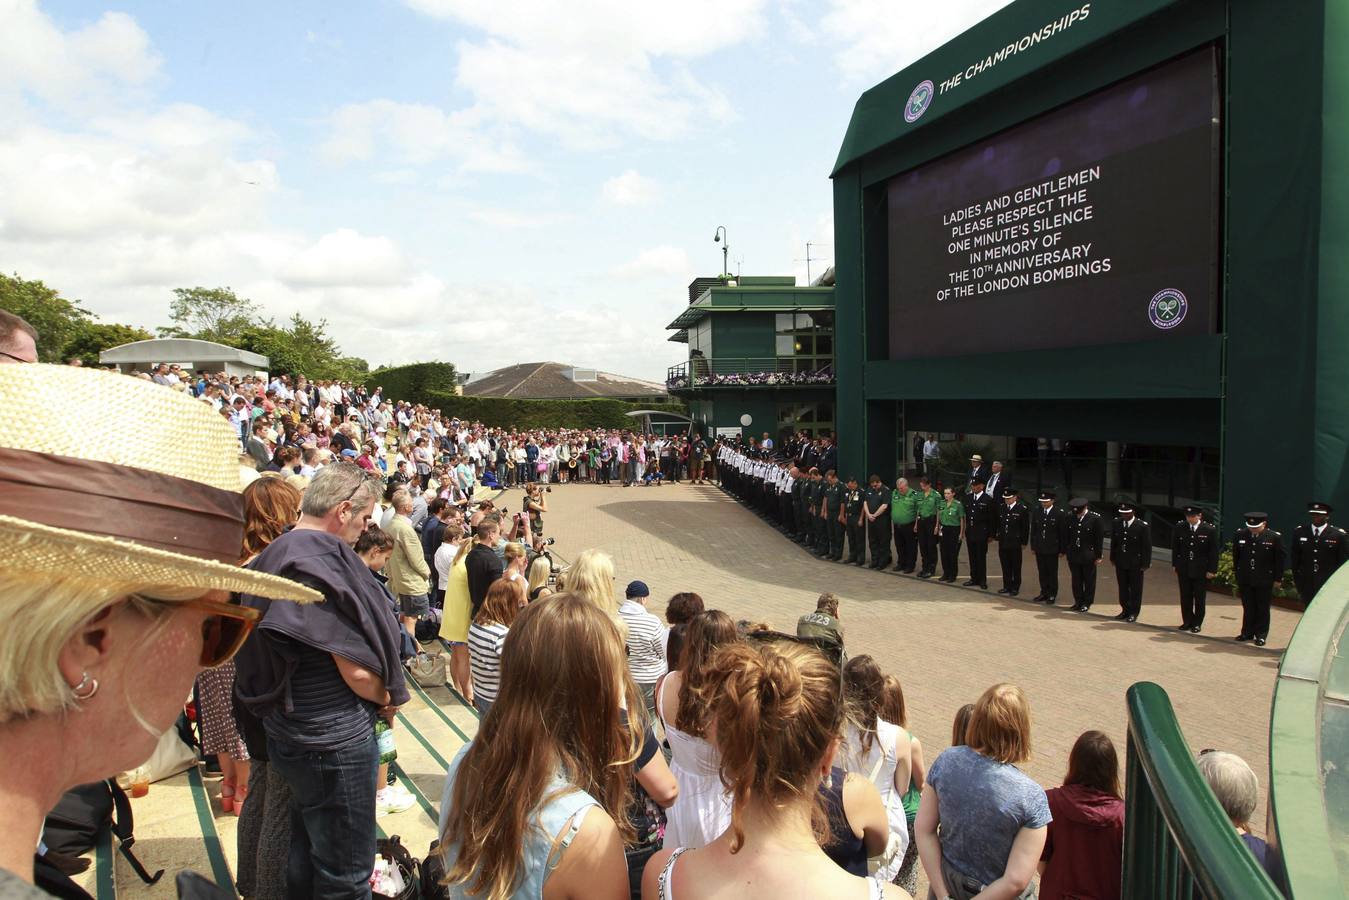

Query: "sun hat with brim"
left=0, top=364, right=320, bottom=603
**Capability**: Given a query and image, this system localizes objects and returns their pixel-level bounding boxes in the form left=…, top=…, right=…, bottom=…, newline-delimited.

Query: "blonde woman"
left=438, top=539, right=476, bottom=703
left=0, top=364, right=318, bottom=893
left=503, top=542, right=528, bottom=582
left=525, top=554, right=554, bottom=602
left=567, top=548, right=625, bottom=638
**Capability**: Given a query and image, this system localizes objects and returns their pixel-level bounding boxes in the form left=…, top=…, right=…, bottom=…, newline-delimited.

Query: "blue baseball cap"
left=340, top=448, right=358, bottom=459
left=625, top=580, right=649, bottom=599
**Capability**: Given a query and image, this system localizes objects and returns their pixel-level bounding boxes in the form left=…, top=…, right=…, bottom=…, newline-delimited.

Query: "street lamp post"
left=713, top=226, right=729, bottom=278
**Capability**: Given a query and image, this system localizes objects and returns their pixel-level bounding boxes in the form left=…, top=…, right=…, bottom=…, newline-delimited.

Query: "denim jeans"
left=268, top=731, right=379, bottom=899
left=473, top=695, right=494, bottom=718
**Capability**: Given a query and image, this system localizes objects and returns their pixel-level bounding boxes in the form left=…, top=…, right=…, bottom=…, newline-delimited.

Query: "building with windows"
left=830, top=0, right=1348, bottom=544
left=665, top=275, right=835, bottom=441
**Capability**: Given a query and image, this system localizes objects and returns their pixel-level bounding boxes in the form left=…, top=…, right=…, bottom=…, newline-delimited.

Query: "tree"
left=0, top=273, right=91, bottom=362
left=236, top=313, right=370, bottom=381
left=63, top=321, right=154, bottom=367
left=160, top=286, right=257, bottom=344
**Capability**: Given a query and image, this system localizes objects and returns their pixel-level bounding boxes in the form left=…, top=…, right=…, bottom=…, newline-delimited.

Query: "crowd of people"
left=0, top=309, right=1290, bottom=900
left=718, top=439, right=1348, bottom=649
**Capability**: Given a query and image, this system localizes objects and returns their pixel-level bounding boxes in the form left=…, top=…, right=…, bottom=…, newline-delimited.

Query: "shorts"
left=398, top=593, right=430, bottom=618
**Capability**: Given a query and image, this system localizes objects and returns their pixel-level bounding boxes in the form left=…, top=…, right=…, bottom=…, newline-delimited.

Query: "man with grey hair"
left=235, top=462, right=408, bottom=898
left=0, top=309, right=38, bottom=363
left=1195, top=750, right=1282, bottom=882
left=385, top=488, right=431, bottom=639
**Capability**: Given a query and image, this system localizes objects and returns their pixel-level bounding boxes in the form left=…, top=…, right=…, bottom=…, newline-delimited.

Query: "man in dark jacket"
left=962, top=478, right=996, bottom=589
left=1290, top=501, right=1348, bottom=605
left=420, top=498, right=448, bottom=601
left=235, top=462, right=407, bottom=899
left=1066, top=498, right=1105, bottom=611
left=465, top=518, right=505, bottom=616
left=1232, top=512, right=1285, bottom=646
left=1030, top=491, right=1068, bottom=604
left=995, top=488, right=1030, bottom=596
left=1171, top=505, right=1219, bottom=632
left=1109, top=503, right=1152, bottom=622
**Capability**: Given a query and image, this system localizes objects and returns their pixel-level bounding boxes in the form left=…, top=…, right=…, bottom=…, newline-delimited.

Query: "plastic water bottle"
left=375, top=719, right=397, bottom=766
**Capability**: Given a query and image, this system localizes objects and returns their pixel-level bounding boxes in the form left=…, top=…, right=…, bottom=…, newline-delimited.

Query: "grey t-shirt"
left=927, top=744, right=1051, bottom=885
left=0, top=868, right=52, bottom=898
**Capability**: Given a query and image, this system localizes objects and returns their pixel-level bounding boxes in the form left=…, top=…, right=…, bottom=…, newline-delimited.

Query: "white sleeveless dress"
left=656, top=680, right=732, bottom=848
left=842, top=719, right=910, bottom=881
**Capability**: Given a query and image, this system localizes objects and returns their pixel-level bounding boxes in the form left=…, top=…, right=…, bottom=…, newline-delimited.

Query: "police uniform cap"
left=1118, top=502, right=1136, bottom=514
left=1243, top=511, right=1268, bottom=523
left=1183, top=505, right=1204, bottom=516
left=1309, top=501, right=1333, bottom=515
left=1003, top=487, right=1019, bottom=497
left=1069, top=497, right=1089, bottom=509
left=971, top=477, right=986, bottom=487
left=1038, top=491, right=1055, bottom=501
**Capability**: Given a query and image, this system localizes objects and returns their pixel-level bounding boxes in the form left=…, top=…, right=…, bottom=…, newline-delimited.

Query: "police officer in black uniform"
left=1066, top=497, right=1104, bottom=611
left=1109, top=502, right=1152, bottom=622
left=791, top=468, right=809, bottom=545
left=864, top=475, right=891, bottom=569
left=962, top=477, right=995, bottom=589
left=1171, top=504, right=1219, bottom=633
left=1232, top=511, right=1285, bottom=646
left=821, top=470, right=846, bottom=561
left=844, top=476, right=867, bottom=565
left=1030, top=490, right=1067, bottom=604
left=1290, top=501, right=1348, bottom=604
left=995, top=488, right=1030, bottom=596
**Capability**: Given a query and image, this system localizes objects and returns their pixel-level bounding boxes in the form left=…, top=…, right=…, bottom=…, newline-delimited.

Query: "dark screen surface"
left=886, top=47, right=1220, bottom=360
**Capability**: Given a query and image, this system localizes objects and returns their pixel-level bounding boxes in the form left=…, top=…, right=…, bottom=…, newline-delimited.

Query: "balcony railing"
left=1122, top=682, right=1284, bottom=898
left=666, top=357, right=834, bottom=390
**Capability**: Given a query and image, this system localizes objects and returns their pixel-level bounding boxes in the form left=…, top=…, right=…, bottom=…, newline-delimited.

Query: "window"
left=774, top=311, right=833, bottom=372
left=778, top=401, right=835, bottom=437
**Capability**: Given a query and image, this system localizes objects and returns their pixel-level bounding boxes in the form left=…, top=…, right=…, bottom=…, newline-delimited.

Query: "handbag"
left=408, top=652, right=447, bottom=688
left=373, top=835, right=420, bottom=900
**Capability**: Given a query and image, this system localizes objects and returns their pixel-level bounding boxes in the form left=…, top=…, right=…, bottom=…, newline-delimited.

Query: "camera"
left=544, top=537, right=556, bottom=545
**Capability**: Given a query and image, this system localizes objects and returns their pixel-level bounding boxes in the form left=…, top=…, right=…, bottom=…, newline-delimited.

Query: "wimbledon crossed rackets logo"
left=1148, top=289, right=1188, bottom=329
left=905, top=80, right=935, bottom=123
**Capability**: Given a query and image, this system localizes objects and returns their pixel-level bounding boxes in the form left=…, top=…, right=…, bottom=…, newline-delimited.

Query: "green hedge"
left=422, top=391, right=688, bottom=430
left=365, top=362, right=458, bottom=406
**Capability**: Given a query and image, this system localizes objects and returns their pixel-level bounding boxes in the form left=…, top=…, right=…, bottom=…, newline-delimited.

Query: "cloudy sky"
left=1, top=0, right=1010, bottom=379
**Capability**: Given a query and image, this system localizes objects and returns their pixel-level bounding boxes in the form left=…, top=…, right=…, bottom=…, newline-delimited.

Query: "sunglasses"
left=140, top=594, right=261, bottom=667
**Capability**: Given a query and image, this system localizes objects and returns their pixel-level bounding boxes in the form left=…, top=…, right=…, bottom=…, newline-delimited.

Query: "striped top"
left=619, top=600, right=668, bottom=683
left=264, top=639, right=374, bottom=751
left=467, top=621, right=510, bottom=704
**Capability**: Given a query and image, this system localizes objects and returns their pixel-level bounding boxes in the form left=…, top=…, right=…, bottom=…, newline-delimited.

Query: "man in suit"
left=1232, top=512, right=1285, bottom=646
left=1290, top=501, right=1349, bottom=604
left=1172, top=505, right=1219, bottom=633
left=1066, top=497, right=1104, bottom=611
left=1109, top=503, right=1152, bottom=622
left=995, top=488, right=1030, bottom=596
left=820, top=470, right=846, bottom=561
left=966, top=454, right=991, bottom=498
left=984, top=459, right=1010, bottom=500
left=962, top=477, right=995, bottom=589
left=1030, top=490, right=1068, bottom=604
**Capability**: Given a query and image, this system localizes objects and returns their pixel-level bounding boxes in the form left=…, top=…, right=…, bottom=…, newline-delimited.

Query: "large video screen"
left=886, top=48, right=1220, bottom=360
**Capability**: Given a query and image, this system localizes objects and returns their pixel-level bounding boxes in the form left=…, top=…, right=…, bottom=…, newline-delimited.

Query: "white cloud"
left=0, top=0, right=161, bottom=110
left=319, top=99, right=530, bottom=173
left=602, top=169, right=659, bottom=206
left=393, top=0, right=763, bottom=149
left=817, top=0, right=1015, bottom=84
left=613, top=245, right=692, bottom=280
left=279, top=229, right=412, bottom=288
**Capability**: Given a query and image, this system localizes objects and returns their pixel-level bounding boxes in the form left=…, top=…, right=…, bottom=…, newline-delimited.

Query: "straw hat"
left=0, top=364, right=319, bottom=602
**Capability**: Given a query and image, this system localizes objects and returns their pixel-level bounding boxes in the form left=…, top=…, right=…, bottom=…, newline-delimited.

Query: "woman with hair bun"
left=643, top=639, right=905, bottom=899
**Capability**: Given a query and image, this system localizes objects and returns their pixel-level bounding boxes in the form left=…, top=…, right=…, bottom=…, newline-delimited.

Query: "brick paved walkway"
left=534, top=479, right=1291, bottom=833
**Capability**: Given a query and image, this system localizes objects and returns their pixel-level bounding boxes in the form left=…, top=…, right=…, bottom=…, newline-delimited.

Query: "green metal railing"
left=1123, top=682, right=1283, bottom=898
left=1268, top=565, right=1349, bottom=895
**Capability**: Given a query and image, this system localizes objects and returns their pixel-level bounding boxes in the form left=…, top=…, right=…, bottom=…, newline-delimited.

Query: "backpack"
left=420, top=839, right=450, bottom=900
left=41, top=779, right=163, bottom=889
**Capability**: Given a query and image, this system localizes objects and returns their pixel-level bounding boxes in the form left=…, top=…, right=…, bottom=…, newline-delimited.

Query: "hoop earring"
left=71, top=671, right=100, bottom=702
